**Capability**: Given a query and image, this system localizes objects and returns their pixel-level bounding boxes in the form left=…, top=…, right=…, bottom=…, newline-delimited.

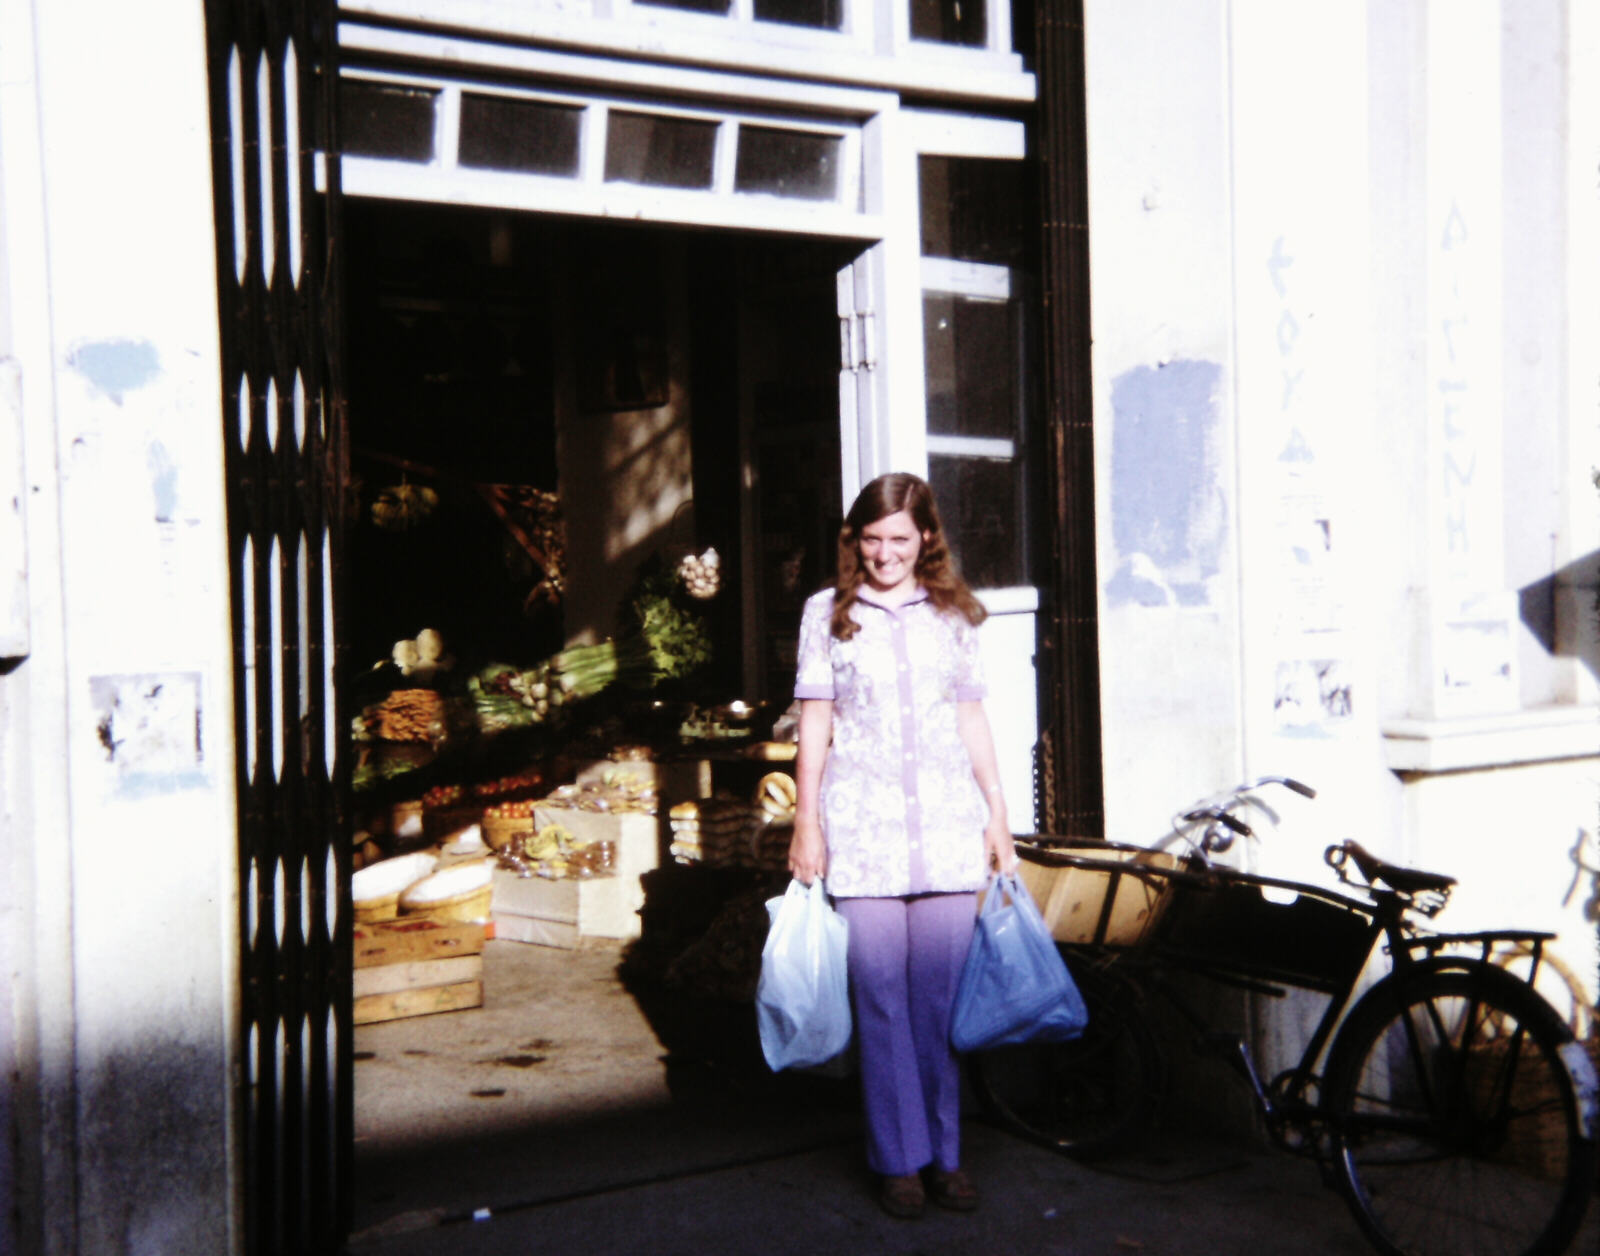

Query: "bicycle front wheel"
left=967, top=960, right=1161, bottom=1159
left=1324, top=966, right=1596, bottom=1256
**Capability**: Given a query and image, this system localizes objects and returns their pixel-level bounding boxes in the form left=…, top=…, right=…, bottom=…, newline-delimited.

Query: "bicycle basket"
left=1147, top=868, right=1374, bottom=992
left=1015, top=839, right=1181, bottom=948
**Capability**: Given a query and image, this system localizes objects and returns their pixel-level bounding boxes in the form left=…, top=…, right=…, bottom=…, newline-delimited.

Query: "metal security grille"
left=201, top=2, right=350, bottom=1251
left=1034, top=0, right=1106, bottom=838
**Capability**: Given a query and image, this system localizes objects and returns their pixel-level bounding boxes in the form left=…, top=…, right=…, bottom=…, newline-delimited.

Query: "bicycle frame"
left=1020, top=820, right=1559, bottom=1156
left=990, top=779, right=1597, bottom=1256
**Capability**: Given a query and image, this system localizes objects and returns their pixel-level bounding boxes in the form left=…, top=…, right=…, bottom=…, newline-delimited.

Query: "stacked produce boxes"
left=352, top=919, right=486, bottom=1024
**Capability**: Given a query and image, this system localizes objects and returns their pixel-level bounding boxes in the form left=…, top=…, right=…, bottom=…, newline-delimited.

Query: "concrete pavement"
left=347, top=1119, right=1398, bottom=1256
left=345, top=938, right=1598, bottom=1256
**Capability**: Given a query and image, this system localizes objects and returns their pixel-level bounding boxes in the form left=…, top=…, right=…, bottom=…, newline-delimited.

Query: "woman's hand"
left=788, top=819, right=828, bottom=885
left=985, top=815, right=1017, bottom=876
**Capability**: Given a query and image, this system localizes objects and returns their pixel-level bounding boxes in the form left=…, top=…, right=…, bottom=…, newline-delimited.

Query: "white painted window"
left=903, top=110, right=1038, bottom=826
left=337, top=7, right=1036, bottom=116
left=615, top=0, right=870, bottom=51
left=911, top=120, right=1033, bottom=594
left=335, top=71, right=877, bottom=240
left=907, top=0, right=1009, bottom=52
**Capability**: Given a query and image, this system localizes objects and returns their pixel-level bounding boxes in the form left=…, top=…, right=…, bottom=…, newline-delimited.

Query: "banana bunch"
left=522, top=823, right=571, bottom=862
left=510, top=822, right=613, bottom=880
left=677, top=548, right=721, bottom=600
left=371, top=483, right=438, bottom=531
left=756, top=772, right=797, bottom=822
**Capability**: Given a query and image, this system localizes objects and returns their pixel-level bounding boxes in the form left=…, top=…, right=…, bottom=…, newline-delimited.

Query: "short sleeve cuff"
left=794, top=683, right=834, bottom=700
left=955, top=684, right=986, bottom=702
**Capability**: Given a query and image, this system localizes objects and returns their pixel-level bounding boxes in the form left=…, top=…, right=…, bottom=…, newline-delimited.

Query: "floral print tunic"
left=793, top=587, right=989, bottom=898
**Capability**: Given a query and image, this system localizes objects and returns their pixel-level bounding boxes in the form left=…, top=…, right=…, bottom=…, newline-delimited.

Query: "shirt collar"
left=855, top=585, right=929, bottom=612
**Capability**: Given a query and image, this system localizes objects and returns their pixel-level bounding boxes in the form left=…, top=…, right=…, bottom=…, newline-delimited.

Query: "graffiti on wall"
left=1265, top=235, right=1352, bottom=732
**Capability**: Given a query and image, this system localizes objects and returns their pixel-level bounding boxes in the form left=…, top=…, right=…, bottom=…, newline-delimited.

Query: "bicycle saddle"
left=1327, top=841, right=1457, bottom=895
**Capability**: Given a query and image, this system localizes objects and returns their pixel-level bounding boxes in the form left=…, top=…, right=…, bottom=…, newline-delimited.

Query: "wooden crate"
left=354, top=980, right=483, bottom=1025
left=353, top=918, right=486, bottom=968
left=353, top=955, right=482, bottom=999
left=352, top=919, right=486, bottom=1024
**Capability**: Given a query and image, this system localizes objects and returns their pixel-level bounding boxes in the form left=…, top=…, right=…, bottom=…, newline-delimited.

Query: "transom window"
left=337, top=73, right=869, bottom=237
left=637, top=0, right=846, bottom=30
left=616, top=0, right=1017, bottom=53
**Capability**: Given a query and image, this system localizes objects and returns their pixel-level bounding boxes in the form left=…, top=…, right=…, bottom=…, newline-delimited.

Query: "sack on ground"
left=756, top=877, right=852, bottom=1071
left=950, top=872, right=1089, bottom=1053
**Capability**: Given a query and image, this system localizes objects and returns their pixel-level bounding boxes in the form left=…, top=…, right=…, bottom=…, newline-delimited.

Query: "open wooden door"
left=201, top=2, right=351, bottom=1251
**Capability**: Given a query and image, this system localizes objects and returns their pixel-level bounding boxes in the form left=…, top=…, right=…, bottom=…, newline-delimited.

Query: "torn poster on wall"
left=1273, top=659, right=1353, bottom=734
left=91, top=672, right=206, bottom=796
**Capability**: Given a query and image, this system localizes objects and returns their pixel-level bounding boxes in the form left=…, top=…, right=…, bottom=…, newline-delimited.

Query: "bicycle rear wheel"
left=967, top=959, right=1160, bottom=1158
left=1324, top=966, right=1596, bottom=1256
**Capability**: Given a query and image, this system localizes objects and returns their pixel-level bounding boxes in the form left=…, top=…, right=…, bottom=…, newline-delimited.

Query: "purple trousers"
left=834, top=892, right=977, bottom=1177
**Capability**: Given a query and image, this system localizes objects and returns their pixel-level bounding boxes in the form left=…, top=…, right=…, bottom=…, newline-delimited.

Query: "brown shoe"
left=878, top=1173, right=926, bottom=1220
left=925, top=1167, right=979, bottom=1212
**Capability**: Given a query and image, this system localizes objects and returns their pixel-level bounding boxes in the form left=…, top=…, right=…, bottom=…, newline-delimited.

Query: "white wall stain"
left=66, top=337, right=160, bottom=404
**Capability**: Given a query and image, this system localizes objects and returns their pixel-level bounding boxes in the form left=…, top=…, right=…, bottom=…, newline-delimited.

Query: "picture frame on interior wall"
left=576, top=325, right=670, bottom=412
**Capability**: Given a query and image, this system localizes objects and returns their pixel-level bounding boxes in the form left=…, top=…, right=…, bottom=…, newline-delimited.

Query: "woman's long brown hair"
left=830, top=472, right=987, bottom=640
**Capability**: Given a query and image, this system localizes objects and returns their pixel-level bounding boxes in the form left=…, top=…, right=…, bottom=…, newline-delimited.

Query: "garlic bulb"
left=678, top=548, right=721, bottom=599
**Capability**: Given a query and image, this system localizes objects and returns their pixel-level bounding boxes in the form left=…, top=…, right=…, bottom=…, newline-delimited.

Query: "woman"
left=788, top=471, right=1016, bottom=1220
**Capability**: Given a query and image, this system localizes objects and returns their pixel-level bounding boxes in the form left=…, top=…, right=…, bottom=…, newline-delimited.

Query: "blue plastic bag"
left=950, top=872, right=1089, bottom=1053
left=756, top=878, right=852, bottom=1071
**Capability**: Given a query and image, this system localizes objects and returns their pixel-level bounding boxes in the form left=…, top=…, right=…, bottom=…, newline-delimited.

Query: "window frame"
left=614, top=0, right=873, bottom=52
left=906, top=110, right=1034, bottom=598
left=334, top=69, right=876, bottom=240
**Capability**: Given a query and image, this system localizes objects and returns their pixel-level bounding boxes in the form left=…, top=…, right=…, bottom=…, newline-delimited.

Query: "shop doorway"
left=341, top=199, right=863, bottom=1237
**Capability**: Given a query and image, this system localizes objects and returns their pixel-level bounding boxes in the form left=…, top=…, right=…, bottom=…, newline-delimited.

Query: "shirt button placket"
left=893, top=609, right=924, bottom=891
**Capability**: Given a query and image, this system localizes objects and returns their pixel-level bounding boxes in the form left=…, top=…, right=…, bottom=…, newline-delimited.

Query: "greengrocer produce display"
left=356, top=552, right=720, bottom=784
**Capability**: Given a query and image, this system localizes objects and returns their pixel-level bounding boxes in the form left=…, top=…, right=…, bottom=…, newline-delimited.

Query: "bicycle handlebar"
left=1255, top=775, right=1316, bottom=799
left=1179, top=777, right=1317, bottom=856
left=1184, top=808, right=1254, bottom=837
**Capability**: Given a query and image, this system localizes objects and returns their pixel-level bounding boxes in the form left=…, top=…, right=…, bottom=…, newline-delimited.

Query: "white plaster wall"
left=1564, top=0, right=1600, bottom=709
left=1501, top=0, right=1572, bottom=707
left=1367, top=0, right=1430, bottom=732
left=1226, top=1, right=1387, bottom=889
left=4, top=1, right=241, bottom=1252
left=1085, top=0, right=1597, bottom=1086
left=1, top=4, right=69, bottom=1250
left=1405, top=759, right=1600, bottom=1032
left=1083, top=0, right=1245, bottom=844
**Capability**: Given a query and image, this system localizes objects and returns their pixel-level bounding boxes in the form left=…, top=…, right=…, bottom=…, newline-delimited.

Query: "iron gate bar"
left=202, top=1, right=350, bottom=1252
left=1034, top=0, right=1105, bottom=838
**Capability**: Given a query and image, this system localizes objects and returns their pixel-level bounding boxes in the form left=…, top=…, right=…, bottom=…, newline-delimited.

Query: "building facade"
left=1, top=1, right=1594, bottom=1252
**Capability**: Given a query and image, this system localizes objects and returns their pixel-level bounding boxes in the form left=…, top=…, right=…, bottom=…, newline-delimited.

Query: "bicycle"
left=969, top=777, right=1600, bottom=1256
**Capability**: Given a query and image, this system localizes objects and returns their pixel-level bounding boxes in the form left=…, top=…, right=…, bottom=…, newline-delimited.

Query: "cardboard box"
left=491, top=911, right=579, bottom=949
left=491, top=867, right=629, bottom=945
left=490, top=803, right=664, bottom=947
